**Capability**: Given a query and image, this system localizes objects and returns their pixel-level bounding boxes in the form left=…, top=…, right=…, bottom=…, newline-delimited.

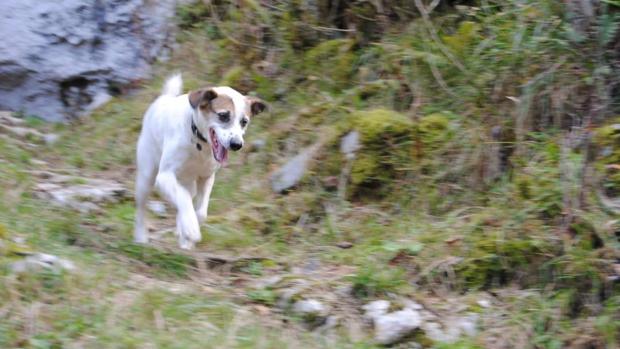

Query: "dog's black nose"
left=230, top=140, right=243, bottom=151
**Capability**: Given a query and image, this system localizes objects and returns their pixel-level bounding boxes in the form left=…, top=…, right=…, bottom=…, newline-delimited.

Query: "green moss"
left=418, top=113, right=452, bottom=149
left=513, top=167, right=563, bottom=220
left=456, top=231, right=554, bottom=289
left=349, top=264, right=407, bottom=298
left=176, top=1, right=211, bottom=30
left=303, top=39, right=357, bottom=91
left=351, top=154, right=381, bottom=187
left=247, top=288, right=277, bottom=306
left=442, top=21, right=481, bottom=56
left=354, top=108, right=414, bottom=143
left=346, top=109, right=414, bottom=197
left=594, top=119, right=620, bottom=196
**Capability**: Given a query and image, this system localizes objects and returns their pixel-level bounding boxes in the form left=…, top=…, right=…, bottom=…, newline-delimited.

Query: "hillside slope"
left=1, top=1, right=619, bottom=348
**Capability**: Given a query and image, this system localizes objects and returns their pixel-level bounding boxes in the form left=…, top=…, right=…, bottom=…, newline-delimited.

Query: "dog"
left=134, top=74, right=267, bottom=249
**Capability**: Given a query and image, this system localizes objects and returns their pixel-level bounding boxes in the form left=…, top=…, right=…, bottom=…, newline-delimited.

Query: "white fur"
left=161, top=73, right=183, bottom=96
left=134, top=75, right=253, bottom=249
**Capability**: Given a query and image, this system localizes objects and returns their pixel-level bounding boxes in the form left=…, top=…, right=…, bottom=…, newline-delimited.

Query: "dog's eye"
left=218, top=111, right=230, bottom=122
left=240, top=118, right=248, bottom=128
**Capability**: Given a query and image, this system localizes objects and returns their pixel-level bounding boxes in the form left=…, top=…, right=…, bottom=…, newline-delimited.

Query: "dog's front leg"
left=155, top=171, right=201, bottom=249
left=195, top=174, right=215, bottom=224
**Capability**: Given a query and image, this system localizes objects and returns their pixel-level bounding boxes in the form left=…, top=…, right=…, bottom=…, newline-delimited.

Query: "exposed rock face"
left=11, top=253, right=76, bottom=273
left=33, top=174, right=128, bottom=213
left=0, top=0, right=178, bottom=122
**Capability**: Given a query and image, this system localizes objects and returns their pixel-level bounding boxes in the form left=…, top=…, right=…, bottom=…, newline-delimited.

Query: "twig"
left=429, top=61, right=459, bottom=98
left=414, top=0, right=468, bottom=74
left=428, top=0, right=441, bottom=13
left=310, top=25, right=355, bottom=33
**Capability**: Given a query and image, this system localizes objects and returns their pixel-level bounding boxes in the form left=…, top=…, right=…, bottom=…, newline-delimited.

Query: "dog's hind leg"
left=195, top=174, right=215, bottom=224
left=134, top=138, right=158, bottom=244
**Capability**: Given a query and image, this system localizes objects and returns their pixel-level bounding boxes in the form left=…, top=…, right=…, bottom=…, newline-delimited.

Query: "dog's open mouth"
left=209, top=128, right=228, bottom=165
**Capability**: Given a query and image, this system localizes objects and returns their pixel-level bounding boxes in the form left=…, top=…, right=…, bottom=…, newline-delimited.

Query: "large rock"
left=34, top=175, right=128, bottom=212
left=373, top=308, right=422, bottom=345
left=362, top=299, right=478, bottom=345
left=0, top=0, right=178, bottom=121
left=362, top=299, right=391, bottom=321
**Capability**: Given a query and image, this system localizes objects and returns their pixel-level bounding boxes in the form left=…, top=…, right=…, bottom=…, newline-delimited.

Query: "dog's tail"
left=161, top=73, right=183, bottom=96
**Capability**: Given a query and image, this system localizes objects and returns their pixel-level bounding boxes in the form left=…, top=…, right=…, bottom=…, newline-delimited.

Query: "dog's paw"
left=177, top=212, right=202, bottom=246
left=178, top=235, right=195, bottom=250
left=134, top=228, right=149, bottom=244
left=195, top=209, right=208, bottom=223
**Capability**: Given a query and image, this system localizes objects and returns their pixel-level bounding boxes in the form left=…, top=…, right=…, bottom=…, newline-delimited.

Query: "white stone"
left=293, top=299, right=328, bottom=317
left=477, top=299, right=491, bottom=308
left=402, top=299, right=424, bottom=310
left=11, top=253, right=76, bottom=273
left=362, top=300, right=391, bottom=321
left=457, top=313, right=479, bottom=337
left=340, top=131, right=360, bottom=159
left=374, top=308, right=422, bottom=345
left=420, top=313, right=479, bottom=343
left=43, top=133, right=59, bottom=145
left=250, top=139, right=266, bottom=151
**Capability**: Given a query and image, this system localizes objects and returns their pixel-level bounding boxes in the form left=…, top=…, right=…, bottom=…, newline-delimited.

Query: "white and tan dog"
left=134, top=74, right=266, bottom=249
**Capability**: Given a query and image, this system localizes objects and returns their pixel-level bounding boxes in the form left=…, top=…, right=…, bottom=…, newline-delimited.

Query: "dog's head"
left=189, top=86, right=267, bottom=165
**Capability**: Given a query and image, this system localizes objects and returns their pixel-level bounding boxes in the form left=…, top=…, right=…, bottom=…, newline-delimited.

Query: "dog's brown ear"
left=248, top=97, right=268, bottom=116
left=189, top=88, right=218, bottom=109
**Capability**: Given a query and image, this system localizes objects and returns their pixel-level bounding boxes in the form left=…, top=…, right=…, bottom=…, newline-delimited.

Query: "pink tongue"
left=217, top=145, right=228, bottom=166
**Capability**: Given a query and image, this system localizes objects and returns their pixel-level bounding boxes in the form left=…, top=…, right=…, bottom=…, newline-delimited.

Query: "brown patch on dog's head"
left=209, top=94, right=235, bottom=114
left=190, top=88, right=236, bottom=117
left=189, top=88, right=218, bottom=109
left=246, top=97, right=268, bottom=117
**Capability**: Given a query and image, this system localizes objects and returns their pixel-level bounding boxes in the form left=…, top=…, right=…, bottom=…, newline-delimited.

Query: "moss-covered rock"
left=348, top=109, right=415, bottom=198
left=417, top=112, right=452, bottom=149
left=456, top=230, right=554, bottom=289
left=314, top=109, right=457, bottom=199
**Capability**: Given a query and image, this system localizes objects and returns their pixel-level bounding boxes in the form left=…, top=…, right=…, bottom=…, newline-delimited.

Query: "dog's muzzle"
left=230, top=139, right=243, bottom=151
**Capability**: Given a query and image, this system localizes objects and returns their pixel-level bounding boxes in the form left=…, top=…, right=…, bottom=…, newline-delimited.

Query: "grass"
left=1, top=84, right=618, bottom=346
left=0, top=0, right=619, bottom=347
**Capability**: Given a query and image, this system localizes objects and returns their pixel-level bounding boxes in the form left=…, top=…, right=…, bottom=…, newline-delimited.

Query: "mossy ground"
left=1, top=1, right=619, bottom=348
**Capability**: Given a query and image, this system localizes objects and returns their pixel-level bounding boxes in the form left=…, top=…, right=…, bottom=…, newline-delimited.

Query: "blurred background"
left=0, top=1, right=619, bottom=348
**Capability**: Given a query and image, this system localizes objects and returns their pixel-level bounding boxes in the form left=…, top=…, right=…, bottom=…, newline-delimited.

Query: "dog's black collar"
left=191, top=119, right=208, bottom=151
